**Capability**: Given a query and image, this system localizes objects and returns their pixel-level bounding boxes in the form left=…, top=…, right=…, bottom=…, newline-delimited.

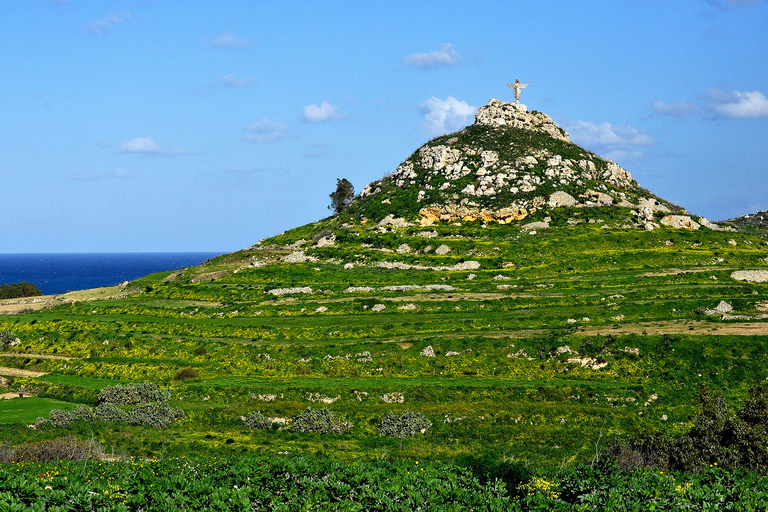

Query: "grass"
left=0, top=397, right=77, bottom=424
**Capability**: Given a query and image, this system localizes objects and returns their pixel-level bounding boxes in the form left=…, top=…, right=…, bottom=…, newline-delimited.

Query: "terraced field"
left=2, top=217, right=767, bottom=465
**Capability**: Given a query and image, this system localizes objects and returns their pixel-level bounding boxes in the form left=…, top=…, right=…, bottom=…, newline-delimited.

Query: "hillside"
left=725, top=209, right=768, bottom=233
left=1, top=99, right=767, bottom=469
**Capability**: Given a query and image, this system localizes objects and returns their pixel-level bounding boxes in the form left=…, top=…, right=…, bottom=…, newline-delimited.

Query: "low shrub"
left=126, top=402, right=185, bottom=429
left=35, top=404, right=94, bottom=429
left=174, top=368, right=199, bottom=380
left=0, top=436, right=102, bottom=463
left=97, top=382, right=171, bottom=406
left=243, top=411, right=272, bottom=430
left=94, top=403, right=129, bottom=423
left=290, top=407, right=352, bottom=434
left=0, top=330, right=15, bottom=350
left=378, top=410, right=432, bottom=438
left=607, top=384, right=768, bottom=473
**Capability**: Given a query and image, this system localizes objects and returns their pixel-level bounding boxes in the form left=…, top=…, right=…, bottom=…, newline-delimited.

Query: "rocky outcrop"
left=419, top=204, right=532, bottom=225
left=661, top=215, right=700, bottom=230
left=475, top=99, right=570, bottom=142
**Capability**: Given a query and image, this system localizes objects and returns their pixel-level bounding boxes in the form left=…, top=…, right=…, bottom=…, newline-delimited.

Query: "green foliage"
left=608, top=384, right=768, bottom=473
left=93, top=402, right=129, bottom=423
left=35, top=403, right=94, bottom=429
left=0, top=282, right=42, bottom=299
left=126, top=402, right=185, bottom=429
left=378, top=410, right=432, bottom=438
left=0, top=330, right=15, bottom=350
left=290, top=407, right=352, bottom=434
left=243, top=411, right=272, bottom=430
left=174, top=368, right=199, bottom=380
left=96, top=381, right=171, bottom=405
left=329, top=177, right=355, bottom=214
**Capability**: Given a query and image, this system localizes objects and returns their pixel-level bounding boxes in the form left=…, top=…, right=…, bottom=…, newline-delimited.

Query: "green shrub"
left=608, top=385, right=768, bottom=473
left=36, top=404, right=95, bottom=429
left=0, top=330, right=15, bottom=350
left=126, top=402, right=185, bottom=429
left=97, top=382, right=171, bottom=406
left=94, top=403, right=129, bottom=423
left=174, top=368, right=199, bottom=380
left=290, top=407, right=352, bottom=434
left=378, top=410, right=432, bottom=438
left=243, top=411, right=272, bottom=430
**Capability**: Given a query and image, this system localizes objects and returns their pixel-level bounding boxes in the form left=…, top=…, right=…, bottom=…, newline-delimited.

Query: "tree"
left=328, top=178, right=354, bottom=214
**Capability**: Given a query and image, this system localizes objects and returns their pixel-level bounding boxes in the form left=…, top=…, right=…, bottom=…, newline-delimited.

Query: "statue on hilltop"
left=507, top=79, right=529, bottom=104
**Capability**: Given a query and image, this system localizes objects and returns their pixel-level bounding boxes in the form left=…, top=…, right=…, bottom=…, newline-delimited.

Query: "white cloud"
left=564, top=120, right=655, bottom=161
left=221, top=74, right=256, bottom=88
left=302, top=102, right=340, bottom=123
left=402, top=43, right=461, bottom=69
left=115, top=137, right=188, bottom=155
left=85, top=11, right=131, bottom=34
left=650, top=100, right=703, bottom=118
left=418, top=96, right=476, bottom=135
left=209, top=31, right=250, bottom=48
left=242, top=119, right=289, bottom=142
left=705, top=88, right=768, bottom=118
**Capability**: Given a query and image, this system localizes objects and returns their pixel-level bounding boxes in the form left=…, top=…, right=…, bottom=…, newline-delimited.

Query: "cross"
left=507, top=79, right=529, bottom=104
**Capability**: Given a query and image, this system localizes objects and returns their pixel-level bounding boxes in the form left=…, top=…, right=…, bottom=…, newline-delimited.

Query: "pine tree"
left=329, top=178, right=354, bottom=214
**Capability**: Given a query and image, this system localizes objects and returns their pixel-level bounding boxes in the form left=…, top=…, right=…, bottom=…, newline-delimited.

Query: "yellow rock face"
left=418, top=205, right=528, bottom=224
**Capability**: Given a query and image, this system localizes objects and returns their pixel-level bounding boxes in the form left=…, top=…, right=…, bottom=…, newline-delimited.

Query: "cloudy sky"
left=2, top=0, right=767, bottom=252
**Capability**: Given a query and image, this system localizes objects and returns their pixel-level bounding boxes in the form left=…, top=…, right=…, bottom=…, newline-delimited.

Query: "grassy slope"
left=1, top=213, right=766, bottom=465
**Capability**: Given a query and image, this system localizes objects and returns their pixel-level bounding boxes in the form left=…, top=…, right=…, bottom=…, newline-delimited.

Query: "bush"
left=94, top=403, right=129, bottom=423
left=174, top=368, right=199, bottom=380
left=378, top=410, right=432, bottom=438
left=244, top=411, right=272, bottom=430
left=126, top=402, right=185, bottom=429
left=0, top=330, right=15, bottom=350
left=97, top=382, right=171, bottom=406
left=0, top=437, right=102, bottom=463
left=0, top=282, right=42, bottom=299
left=608, top=385, right=768, bottom=473
left=290, top=407, right=352, bottom=435
left=36, top=403, right=95, bottom=429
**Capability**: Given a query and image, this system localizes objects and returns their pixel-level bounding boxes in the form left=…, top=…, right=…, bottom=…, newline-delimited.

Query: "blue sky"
left=2, top=0, right=767, bottom=253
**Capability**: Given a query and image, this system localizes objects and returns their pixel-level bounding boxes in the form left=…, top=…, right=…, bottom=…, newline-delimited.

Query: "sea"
left=0, top=253, right=222, bottom=296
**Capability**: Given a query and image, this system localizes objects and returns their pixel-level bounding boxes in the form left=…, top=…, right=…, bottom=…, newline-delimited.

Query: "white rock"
left=420, top=345, right=436, bottom=358
left=435, top=244, right=451, bottom=255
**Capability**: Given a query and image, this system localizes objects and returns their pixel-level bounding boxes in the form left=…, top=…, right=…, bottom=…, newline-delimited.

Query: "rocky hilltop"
left=348, top=99, right=725, bottom=232
left=725, top=209, right=768, bottom=232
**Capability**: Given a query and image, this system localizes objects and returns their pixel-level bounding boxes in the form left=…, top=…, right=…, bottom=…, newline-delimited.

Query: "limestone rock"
left=378, top=214, right=410, bottom=228
left=548, top=191, right=578, bottom=208
left=474, top=99, right=570, bottom=143
left=420, top=345, right=436, bottom=358
left=661, top=215, right=700, bottom=230
left=396, top=243, right=412, bottom=254
left=435, top=244, right=451, bottom=255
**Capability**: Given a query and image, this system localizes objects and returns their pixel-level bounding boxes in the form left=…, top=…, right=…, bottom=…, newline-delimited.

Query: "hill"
left=724, top=209, right=768, bottom=233
left=1, top=99, right=767, bottom=469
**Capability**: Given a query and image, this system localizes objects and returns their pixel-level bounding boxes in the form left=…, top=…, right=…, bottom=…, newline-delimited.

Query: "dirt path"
left=0, top=366, right=46, bottom=378
left=578, top=320, right=768, bottom=337
left=0, top=352, right=72, bottom=360
left=0, top=285, right=138, bottom=314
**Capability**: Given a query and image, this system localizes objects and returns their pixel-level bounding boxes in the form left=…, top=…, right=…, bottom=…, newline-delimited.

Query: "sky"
left=2, top=0, right=767, bottom=253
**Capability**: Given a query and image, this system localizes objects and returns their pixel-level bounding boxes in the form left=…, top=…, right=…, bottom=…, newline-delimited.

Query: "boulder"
left=548, top=191, right=577, bottom=208
left=660, top=215, right=700, bottom=230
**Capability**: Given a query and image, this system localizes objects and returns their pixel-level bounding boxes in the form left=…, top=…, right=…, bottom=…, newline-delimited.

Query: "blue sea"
left=0, top=253, right=222, bottom=296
